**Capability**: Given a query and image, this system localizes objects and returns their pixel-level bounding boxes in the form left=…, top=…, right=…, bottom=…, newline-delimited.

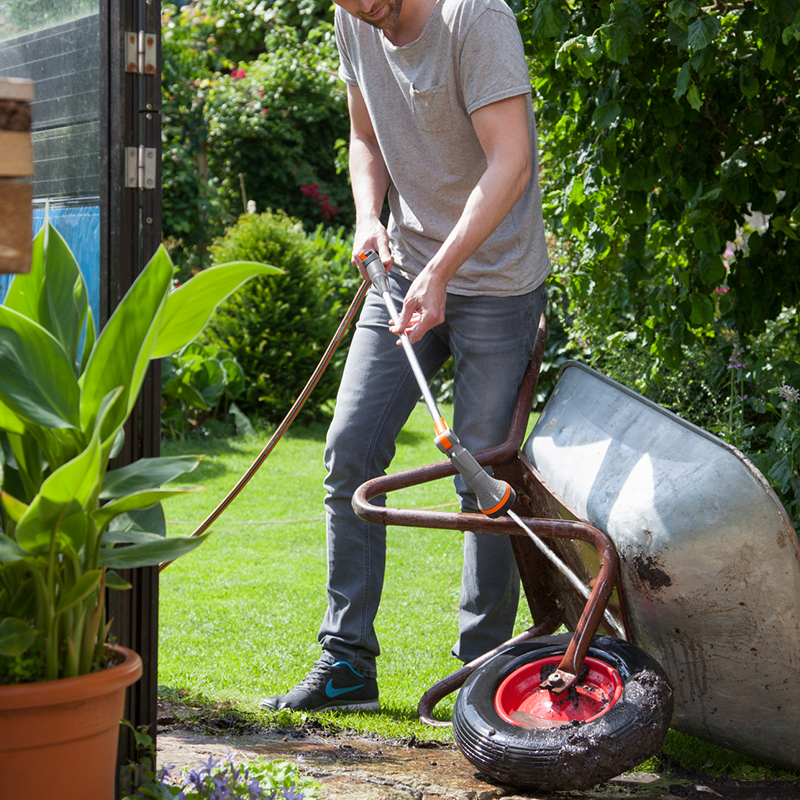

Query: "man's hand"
left=352, top=220, right=393, bottom=281
left=390, top=266, right=447, bottom=344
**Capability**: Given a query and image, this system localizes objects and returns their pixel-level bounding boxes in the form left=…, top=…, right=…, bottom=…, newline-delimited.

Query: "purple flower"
left=778, top=384, right=799, bottom=403
left=185, top=768, right=206, bottom=791
left=727, top=342, right=745, bottom=370
left=248, top=779, right=265, bottom=798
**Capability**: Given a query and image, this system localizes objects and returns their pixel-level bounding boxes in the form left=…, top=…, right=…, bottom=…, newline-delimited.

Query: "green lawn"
left=158, top=403, right=536, bottom=740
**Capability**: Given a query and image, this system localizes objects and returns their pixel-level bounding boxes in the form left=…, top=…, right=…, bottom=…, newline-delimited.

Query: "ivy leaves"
left=522, top=0, right=800, bottom=368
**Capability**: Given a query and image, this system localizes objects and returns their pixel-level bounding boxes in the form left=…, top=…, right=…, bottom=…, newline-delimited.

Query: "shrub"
left=562, top=305, right=800, bottom=534
left=200, top=210, right=355, bottom=423
left=161, top=10, right=352, bottom=272
left=201, top=25, right=351, bottom=230
left=523, top=0, right=800, bottom=371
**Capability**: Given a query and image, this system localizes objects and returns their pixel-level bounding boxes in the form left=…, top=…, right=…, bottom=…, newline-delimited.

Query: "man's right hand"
left=353, top=219, right=393, bottom=281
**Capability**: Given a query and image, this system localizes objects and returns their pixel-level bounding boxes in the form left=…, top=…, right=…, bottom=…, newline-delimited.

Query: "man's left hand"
left=390, top=267, right=447, bottom=343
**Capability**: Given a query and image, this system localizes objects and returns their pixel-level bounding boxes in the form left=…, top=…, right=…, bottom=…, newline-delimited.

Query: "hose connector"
left=434, top=427, right=516, bottom=518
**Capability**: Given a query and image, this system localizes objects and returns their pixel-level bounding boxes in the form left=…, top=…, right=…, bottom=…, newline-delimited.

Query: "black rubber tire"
left=452, top=633, right=673, bottom=792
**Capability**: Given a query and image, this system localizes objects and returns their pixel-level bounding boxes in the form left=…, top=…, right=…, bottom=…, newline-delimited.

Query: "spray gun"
left=359, top=249, right=516, bottom=518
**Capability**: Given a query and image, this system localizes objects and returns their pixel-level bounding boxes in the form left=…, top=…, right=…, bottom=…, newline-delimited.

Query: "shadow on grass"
left=158, top=685, right=455, bottom=742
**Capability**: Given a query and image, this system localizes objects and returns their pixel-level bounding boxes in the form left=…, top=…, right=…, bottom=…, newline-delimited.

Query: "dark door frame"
left=101, top=0, right=163, bottom=779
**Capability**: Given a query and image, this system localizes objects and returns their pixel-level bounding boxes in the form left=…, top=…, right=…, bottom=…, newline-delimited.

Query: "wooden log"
left=0, top=179, right=33, bottom=274
left=0, top=77, right=35, bottom=103
left=0, top=131, right=34, bottom=178
left=0, top=78, right=34, bottom=274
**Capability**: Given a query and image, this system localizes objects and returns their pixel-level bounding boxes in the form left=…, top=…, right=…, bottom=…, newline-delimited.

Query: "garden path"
left=156, top=724, right=799, bottom=800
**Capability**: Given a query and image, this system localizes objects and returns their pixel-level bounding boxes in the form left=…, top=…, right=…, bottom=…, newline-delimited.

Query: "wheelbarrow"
left=352, top=312, right=800, bottom=791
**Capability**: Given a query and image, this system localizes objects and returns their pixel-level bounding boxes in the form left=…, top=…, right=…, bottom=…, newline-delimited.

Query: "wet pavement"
left=156, top=727, right=800, bottom=800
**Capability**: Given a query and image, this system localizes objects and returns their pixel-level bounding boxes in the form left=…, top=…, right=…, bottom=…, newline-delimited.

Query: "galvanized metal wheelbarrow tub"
left=353, top=315, right=800, bottom=777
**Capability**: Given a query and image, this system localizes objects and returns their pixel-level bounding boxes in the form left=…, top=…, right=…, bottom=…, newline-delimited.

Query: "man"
left=260, top=0, right=550, bottom=712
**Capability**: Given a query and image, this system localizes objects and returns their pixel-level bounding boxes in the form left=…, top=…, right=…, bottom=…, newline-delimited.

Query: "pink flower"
left=714, top=285, right=730, bottom=295
left=230, top=68, right=246, bottom=80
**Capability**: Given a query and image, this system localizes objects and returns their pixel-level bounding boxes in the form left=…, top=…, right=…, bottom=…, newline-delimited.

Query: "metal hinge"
left=125, top=30, right=157, bottom=75
left=125, top=146, right=157, bottom=190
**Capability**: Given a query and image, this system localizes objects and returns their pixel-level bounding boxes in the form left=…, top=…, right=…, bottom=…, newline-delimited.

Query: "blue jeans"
left=319, top=272, right=546, bottom=676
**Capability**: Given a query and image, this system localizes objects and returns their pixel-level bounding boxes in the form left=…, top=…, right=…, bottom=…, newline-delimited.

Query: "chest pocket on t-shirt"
left=409, top=83, right=454, bottom=132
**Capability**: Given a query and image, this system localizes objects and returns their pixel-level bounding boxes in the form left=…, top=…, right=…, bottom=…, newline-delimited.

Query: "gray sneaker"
left=259, top=660, right=380, bottom=712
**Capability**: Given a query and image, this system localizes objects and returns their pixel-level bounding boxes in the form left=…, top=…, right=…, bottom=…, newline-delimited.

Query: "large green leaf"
left=0, top=398, right=25, bottom=435
left=2, top=226, right=45, bottom=322
left=687, top=15, right=720, bottom=53
left=0, top=533, right=28, bottom=562
left=13, top=415, right=106, bottom=556
left=39, top=439, right=101, bottom=510
left=0, top=307, right=80, bottom=429
left=37, top=221, right=88, bottom=366
left=531, top=0, right=567, bottom=38
left=100, top=532, right=209, bottom=569
left=106, top=503, right=167, bottom=538
left=92, top=487, right=201, bottom=531
left=0, top=617, right=38, bottom=657
left=151, top=260, right=281, bottom=359
left=14, top=497, right=86, bottom=557
left=78, top=278, right=97, bottom=374
left=79, top=247, right=173, bottom=438
left=102, top=529, right=168, bottom=545
left=99, top=455, right=202, bottom=499
left=55, top=569, right=102, bottom=615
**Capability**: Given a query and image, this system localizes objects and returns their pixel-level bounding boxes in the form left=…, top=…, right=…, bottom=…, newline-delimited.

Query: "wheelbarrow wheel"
left=452, top=633, right=673, bottom=792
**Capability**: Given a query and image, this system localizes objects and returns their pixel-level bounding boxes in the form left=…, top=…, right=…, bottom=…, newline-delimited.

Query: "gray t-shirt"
left=335, top=0, right=550, bottom=296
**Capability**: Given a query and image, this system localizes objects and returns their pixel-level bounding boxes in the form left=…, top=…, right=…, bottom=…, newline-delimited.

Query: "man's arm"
left=392, top=93, right=532, bottom=343
left=347, top=83, right=394, bottom=278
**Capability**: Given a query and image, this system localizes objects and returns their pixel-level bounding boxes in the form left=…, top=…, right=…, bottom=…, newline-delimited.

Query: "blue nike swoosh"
left=326, top=679, right=364, bottom=698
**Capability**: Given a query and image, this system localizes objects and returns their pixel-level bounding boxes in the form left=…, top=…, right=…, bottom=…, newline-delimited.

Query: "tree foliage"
left=161, top=3, right=350, bottom=272
left=521, top=0, right=800, bottom=370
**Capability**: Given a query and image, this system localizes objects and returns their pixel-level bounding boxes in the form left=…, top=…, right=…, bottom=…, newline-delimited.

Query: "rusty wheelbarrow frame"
left=352, top=310, right=800, bottom=774
left=352, top=313, right=628, bottom=719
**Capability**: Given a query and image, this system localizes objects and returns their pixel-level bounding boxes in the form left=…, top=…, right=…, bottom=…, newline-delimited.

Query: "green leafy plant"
left=120, top=720, right=324, bottom=799
left=523, top=0, right=800, bottom=373
left=715, top=334, right=800, bottom=530
left=752, top=383, right=800, bottom=525
left=200, top=25, right=351, bottom=229
left=161, top=343, right=250, bottom=440
left=127, top=756, right=323, bottom=800
left=0, top=221, right=280, bottom=684
left=201, top=210, right=354, bottom=423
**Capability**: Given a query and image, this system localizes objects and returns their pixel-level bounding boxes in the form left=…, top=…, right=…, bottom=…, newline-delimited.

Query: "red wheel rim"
left=494, top=656, right=624, bottom=729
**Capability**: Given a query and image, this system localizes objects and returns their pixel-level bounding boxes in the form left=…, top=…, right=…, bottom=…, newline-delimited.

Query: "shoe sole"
left=259, top=698, right=381, bottom=713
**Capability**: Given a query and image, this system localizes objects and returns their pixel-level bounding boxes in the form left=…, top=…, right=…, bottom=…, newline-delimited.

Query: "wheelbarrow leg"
left=417, top=613, right=562, bottom=726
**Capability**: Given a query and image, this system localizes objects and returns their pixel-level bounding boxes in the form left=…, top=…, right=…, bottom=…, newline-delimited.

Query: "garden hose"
left=359, top=249, right=516, bottom=518
left=159, top=277, right=370, bottom=572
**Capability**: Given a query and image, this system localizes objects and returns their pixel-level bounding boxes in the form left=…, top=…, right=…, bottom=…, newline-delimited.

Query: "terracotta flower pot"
left=0, top=644, right=142, bottom=800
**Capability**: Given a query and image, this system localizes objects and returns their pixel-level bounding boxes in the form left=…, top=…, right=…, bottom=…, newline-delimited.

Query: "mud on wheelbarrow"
left=352, top=313, right=800, bottom=792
